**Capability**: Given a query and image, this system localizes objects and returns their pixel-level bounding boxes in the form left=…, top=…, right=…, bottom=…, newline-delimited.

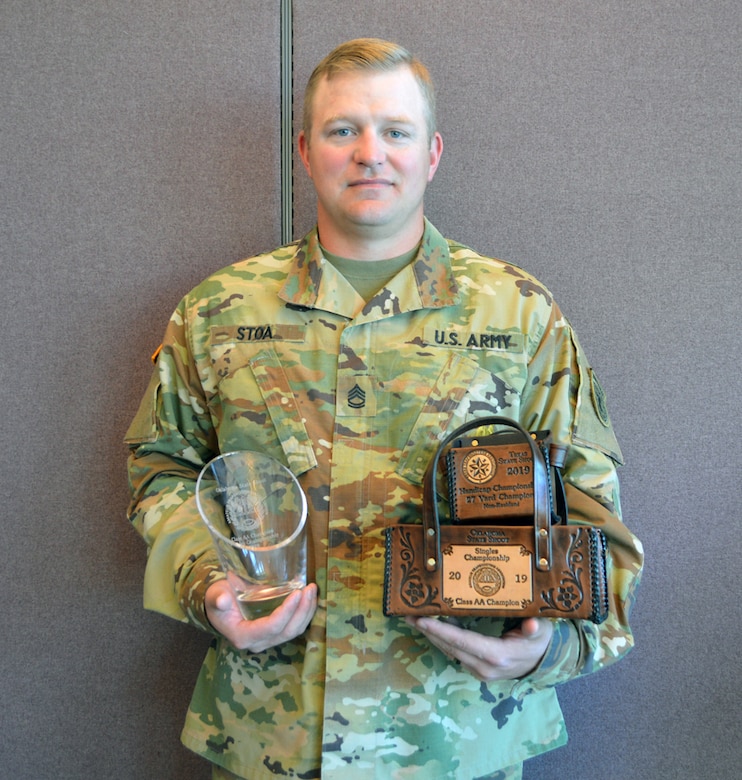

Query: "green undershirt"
left=321, top=245, right=419, bottom=301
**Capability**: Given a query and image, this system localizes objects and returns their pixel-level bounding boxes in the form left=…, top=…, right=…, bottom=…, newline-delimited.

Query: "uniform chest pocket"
left=394, top=350, right=526, bottom=486
left=213, top=346, right=317, bottom=476
left=395, top=352, right=479, bottom=486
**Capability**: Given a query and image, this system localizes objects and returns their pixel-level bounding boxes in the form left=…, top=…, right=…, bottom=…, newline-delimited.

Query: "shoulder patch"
left=589, top=369, right=610, bottom=427
left=569, top=327, right=624, bottom=464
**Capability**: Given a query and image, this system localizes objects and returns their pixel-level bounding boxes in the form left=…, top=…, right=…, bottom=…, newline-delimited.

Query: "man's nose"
left=353, top=130, right=385, bottom=168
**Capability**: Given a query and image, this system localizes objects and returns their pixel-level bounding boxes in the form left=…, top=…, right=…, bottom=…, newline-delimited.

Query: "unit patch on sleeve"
left=589, top=369, right=611, bottom=427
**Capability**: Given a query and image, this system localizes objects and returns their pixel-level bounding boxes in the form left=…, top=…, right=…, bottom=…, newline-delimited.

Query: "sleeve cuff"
left=177, top=552, right=226, bottom=634
left=511, top=619, right=583, bottom=697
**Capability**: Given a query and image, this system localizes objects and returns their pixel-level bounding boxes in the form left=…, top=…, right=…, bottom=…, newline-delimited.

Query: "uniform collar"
left=279, top=219, right=460, bottom=319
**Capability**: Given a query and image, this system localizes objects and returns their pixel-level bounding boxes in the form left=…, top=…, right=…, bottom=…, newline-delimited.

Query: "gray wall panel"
left=292, top=2, right=741, bottom=778
left=1, top=2, right=280, bottom=778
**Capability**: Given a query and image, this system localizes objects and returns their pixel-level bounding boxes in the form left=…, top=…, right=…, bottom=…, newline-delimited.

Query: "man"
left=126, top=38, right=643, bottom=780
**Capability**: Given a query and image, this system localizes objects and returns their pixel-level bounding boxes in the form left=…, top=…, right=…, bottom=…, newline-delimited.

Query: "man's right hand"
left=205, top=580, right=318, bottom=653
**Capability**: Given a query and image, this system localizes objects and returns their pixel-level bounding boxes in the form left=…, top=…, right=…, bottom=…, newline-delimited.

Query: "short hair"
left=302, top=38, right=437, bottom=141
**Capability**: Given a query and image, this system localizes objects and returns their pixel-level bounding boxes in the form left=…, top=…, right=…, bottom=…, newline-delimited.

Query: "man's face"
left=298, top=66, right=443, bottom=255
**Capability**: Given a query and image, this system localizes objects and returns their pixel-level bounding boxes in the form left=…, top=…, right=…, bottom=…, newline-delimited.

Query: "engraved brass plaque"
left=447, top=442, right=536, bottom=521
left=442, top=544, right=533, bottom=611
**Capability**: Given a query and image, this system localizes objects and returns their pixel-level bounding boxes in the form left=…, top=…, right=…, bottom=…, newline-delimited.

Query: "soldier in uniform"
left=125, top=38, right=643, bottom=780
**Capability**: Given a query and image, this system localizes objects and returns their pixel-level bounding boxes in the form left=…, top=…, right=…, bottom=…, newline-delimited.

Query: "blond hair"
left=302, top=38, right=437, bottom=140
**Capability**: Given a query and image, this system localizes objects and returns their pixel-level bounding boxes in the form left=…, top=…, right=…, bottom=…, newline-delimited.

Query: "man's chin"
left=344, top=203, right=399, bottom=228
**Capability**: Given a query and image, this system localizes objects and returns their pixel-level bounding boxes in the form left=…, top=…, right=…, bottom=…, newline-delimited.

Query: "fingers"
left=205, top=580, right=241, bottom=620
left=214, top=587, right=237, bottom=613
left=407, top=617, right=485, bottom=675
left=518, top=617, right=543, bottom=638
left=238, top=584, right=318, bottom=653
left=206, top=582, right=318, bottom=654
left=407, top=616, right=554, bottom=682
left=270, top=584, right=318, bottom=639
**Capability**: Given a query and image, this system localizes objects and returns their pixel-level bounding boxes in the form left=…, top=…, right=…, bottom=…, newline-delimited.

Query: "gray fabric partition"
left=2, top=2, right=281, bottom=778
left=2, top=1, right=739, bottom=778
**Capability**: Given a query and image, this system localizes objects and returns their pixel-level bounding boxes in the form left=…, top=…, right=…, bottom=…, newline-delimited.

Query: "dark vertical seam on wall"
left=280, top=0, right=293, bottom=245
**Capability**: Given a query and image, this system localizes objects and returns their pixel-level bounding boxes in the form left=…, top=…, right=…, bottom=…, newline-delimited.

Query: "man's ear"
left=298, top=130, right=312, bottom=178
left=427, top=131, right=443, bottom=182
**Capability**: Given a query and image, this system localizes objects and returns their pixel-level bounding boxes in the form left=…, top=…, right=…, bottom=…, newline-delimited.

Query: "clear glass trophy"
left=196, top=451, right=308, bottom=619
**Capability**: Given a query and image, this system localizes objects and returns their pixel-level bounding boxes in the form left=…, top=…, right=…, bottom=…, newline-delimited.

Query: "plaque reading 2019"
left=447, top=442, right=536, bottom=522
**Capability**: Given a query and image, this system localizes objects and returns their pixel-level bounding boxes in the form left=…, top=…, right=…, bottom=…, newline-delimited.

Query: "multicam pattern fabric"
left=125, top=220, right=643, bottom=779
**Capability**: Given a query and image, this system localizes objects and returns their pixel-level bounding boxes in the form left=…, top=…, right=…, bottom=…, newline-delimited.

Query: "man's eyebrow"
left=321, top=114, right=416, bottom=126
left=384, top=116, right=416, bottom=126
left=318, top=114, right=355, bottom=130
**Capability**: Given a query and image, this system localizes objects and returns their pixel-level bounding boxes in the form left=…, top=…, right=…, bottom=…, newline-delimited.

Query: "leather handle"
left=422, top=416, right=552, bottom=572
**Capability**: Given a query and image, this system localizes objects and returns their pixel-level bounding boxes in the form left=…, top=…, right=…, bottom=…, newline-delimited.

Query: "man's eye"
left=387, top=129, right=408, bottom=140
left=332, top=128, right=352, bottom=137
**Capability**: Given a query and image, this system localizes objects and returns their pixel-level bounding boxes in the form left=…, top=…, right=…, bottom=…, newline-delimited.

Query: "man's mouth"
left=349, top=178, right=393, bottom=188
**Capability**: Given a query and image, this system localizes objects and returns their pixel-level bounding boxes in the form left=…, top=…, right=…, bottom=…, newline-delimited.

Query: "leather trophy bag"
left=384, top=416, right=609, bottom=623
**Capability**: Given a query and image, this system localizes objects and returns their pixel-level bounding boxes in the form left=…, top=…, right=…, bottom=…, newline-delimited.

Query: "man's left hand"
left=405, top=616, right=554, bottom=681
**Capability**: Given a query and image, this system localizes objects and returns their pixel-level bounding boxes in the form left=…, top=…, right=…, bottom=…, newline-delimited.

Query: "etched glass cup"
left=196, top=451, right=308, bottom=619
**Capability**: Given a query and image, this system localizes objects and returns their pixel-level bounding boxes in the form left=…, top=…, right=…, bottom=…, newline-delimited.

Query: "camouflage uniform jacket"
left=125, top=220, right=643, bottom=779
